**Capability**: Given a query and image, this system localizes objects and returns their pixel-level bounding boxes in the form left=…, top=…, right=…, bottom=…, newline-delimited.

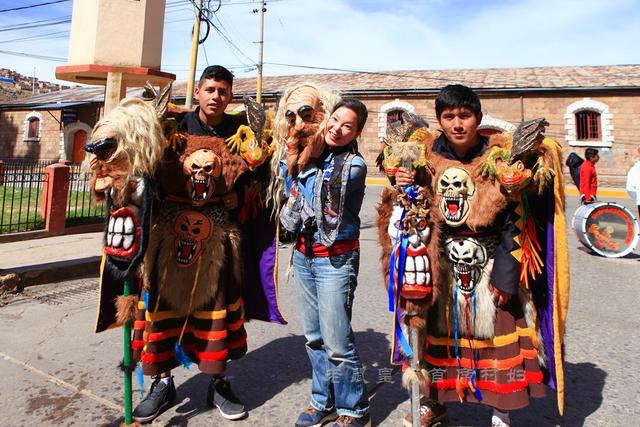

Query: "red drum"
left=572, top=202, right=639, bottom=258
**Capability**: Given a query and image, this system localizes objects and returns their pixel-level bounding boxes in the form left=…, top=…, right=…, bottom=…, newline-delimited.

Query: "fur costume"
left=130, top=95, right=285, bottom=376
left=377, top=122, right=569, bottom=414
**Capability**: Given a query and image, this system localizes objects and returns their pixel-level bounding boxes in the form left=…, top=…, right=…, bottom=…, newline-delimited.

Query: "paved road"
left=0, top=187, right=638, bottom=426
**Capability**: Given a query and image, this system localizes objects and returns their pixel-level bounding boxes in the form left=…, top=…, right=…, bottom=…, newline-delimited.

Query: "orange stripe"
left=144, top=327, right=194, bottom=342
left=193, top=329, right=227, bottom=340
left=134, top=320, right=146, bottom=330
left=425, top=348, right=538, bottom=371
left=428, top=326, right=536, bottom=349
left=227, top=333, right=247, bottom=349
left=141, top=349, right=173, bottom=364
left=146, top=309, right=181, bottom=322
left=193, top=309, right=227, bottom=320
left=227, top=298, right=244, bottom=312
left=227, top=319, right=244, bottom=331
left=429, top=371, right=544, bottom=394
left=132, top=340, right=144, bottom=350
left=196, top=348, right=229, bottom=362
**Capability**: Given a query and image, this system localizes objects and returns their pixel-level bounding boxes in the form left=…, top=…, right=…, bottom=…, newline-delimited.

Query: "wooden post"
left=104, top=71, right=127, bottom=116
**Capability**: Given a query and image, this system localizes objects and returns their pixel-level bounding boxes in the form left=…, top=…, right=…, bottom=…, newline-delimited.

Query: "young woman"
left=280, top=97, right=371, bottom=427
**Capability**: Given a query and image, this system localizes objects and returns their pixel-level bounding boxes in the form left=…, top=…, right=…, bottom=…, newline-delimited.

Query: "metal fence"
left=66, top=164, right=105, bottom=227
left=0, top=159, right=105, bottom=234
left=0, top=159, right=54, bottom=234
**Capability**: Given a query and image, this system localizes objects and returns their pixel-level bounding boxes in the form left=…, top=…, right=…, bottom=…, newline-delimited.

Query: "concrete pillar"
left=41, top=163, right=70, bottom=235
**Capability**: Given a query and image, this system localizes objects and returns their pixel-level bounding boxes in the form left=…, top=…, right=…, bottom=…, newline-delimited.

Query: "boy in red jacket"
left=580, top=148, right=599, bottom=204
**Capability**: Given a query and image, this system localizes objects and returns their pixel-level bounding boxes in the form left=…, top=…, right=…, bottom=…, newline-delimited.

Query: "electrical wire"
left=0, top=48, right=65, bottom=62
left=0, top=30, right=68, bottom=44
left=0, top=18, right=70, bottom=33
left=0, top=0, right=70, bottom=14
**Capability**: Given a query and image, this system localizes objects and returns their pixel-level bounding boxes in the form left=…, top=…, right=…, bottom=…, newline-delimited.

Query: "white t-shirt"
left=626, top=161, right=640, bottom=205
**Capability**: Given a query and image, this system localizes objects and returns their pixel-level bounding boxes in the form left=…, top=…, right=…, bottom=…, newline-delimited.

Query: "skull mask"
left=445, top=237, right=487, bottom=294
left=388, top=204, right=432, bottom=298
left=436, top=167, right=476, bottom=226
left=182, top=148, right=222, bottom=206
left=173, top=210, right=213, bottom=267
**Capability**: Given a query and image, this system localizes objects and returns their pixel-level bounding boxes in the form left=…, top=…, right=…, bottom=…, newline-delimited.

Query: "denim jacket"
left=282, top=149, right=367, bottom=244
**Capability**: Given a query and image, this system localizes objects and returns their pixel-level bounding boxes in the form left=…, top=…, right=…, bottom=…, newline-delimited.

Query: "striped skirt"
left=132, top=283, right=247, bottom=376
left=424, top=294, right=546, bottom=411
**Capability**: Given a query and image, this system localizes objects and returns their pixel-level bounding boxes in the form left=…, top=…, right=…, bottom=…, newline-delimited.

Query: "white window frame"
left=565, top=98, right=613, bottom=148
left=23, top=111, right=43, bottom=143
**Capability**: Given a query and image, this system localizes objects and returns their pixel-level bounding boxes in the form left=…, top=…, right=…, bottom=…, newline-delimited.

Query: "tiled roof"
left=2, top=64, right=639, bottom=107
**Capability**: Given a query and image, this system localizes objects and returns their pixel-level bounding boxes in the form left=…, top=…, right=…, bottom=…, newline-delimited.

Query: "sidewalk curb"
left=0, top=257, right=101, bottom=291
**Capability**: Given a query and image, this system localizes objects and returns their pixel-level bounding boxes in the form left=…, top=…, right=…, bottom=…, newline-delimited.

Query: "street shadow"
left=443, top=361, right=606, bottom=426
left=577, top=245, right=640, bottom=260
left=144, top=329, right=408, bottom=426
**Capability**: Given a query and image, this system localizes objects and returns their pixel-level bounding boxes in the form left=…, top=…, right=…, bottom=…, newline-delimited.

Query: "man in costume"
left=95, top=66, right=284, bottom=424
left=380, top=84, right=569, bottom=427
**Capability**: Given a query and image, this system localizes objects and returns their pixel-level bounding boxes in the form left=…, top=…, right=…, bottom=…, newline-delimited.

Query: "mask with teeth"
left=387, top=203, right=433, bottom=299
left=182, top=148, right=222, bottom=206
left=436, top=167, right=476, bottom=226
left=445, top=237, right=487, bottom=294
left=173, top=210, right=212, bottom=267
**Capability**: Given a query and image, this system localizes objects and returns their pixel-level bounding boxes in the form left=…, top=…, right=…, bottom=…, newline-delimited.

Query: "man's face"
left=194, top=78, right=232, bottom=123
left=437, top=107, right=481, bottom=151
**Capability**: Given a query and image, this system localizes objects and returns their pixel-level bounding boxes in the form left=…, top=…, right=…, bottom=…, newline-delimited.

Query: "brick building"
left=2, top=64, right=639, bottom=184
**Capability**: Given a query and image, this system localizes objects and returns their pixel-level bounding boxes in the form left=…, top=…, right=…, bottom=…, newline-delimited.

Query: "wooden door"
left=72, top=130, right=87, bottom=164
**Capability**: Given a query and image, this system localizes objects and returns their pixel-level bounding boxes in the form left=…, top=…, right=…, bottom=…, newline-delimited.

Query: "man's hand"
left=395, top=167, right=415, bottom=186
left=223, top=191, right=238, bottom=210
left=488, top=283, right=512, bottom=307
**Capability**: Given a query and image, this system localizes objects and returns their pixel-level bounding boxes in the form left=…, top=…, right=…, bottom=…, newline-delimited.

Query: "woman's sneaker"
left=132, top=376, right=176, bottom=423
left=295, top=405, right=338, bottom=427
left=207, top=377, right=247, bottom=420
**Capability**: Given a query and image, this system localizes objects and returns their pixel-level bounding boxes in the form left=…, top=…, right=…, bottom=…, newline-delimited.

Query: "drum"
left=572, top=202, right=639, bottom=258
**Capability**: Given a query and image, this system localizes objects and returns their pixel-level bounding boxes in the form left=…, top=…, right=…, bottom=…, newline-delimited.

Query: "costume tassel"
left=136, top=363, right=144, bottom=397
left=174, top=341, right=192, bottom=368
left=141, top=289, right=149, bottom=310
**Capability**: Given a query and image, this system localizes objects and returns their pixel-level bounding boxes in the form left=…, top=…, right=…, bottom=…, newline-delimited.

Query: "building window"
left=565, top=98, right=613, bottom=148
left=23, top=111, right=43, bottom=143
left=27, top=117, right=40, bottom=139
left=387, top=109, right=405, bottom=127
left=378, top=99, right=417, bottom=141
left=575, top=110, right=601, bottom=140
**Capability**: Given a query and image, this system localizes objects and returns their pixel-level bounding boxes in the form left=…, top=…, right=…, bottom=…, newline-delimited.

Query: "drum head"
left=573, top=202, right=639, bottom=258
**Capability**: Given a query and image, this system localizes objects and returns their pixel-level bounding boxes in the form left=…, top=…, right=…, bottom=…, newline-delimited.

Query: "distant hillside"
left=0, top=68, right=74, bottom=102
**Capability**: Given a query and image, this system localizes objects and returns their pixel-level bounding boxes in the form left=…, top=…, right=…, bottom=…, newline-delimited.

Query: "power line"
left=0, top=30, right=68, bottom=44
left=0, top=15, right=70, bottom=30
left=0, top=0, right=71, bottom=14
left=0, top=48, right=66, bottom=62
left=0, top=18, right=70, bottom=33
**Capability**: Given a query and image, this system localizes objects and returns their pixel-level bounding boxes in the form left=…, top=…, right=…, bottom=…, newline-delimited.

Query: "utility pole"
left=32, top=67, right=35, bottom=96
left=186, top=0, right=204, bottom=109
left=255, top=0, right=266, bottom=103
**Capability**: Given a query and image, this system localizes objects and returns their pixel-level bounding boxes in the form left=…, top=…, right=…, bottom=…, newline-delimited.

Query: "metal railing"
left=66, top=164, right=105, bottom=227
left=0, top=159, right=54, bottom=234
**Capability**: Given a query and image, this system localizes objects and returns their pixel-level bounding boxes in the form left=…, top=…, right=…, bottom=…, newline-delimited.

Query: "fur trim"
left=520, top=287, right=546, bottom=367
left=144, top=212, right=237, bottom=316
left=180, top=135, right=249, bottom=192
left=433, top=259, right=496, bottom=339
left=402, top=367, right=429, bottom=391
left=115, top=295, right=139, bottom=325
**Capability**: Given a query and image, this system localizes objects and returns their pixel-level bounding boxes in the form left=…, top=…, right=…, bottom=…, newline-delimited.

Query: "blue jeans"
left=293, top=249, right=369, bottom=418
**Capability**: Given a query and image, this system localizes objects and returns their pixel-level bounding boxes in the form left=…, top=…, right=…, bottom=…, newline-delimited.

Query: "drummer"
left=580, top=148, right=599, bottom=204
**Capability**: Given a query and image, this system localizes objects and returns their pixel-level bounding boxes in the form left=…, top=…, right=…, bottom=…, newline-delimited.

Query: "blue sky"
left=0, top=0, right=639, bottom=85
